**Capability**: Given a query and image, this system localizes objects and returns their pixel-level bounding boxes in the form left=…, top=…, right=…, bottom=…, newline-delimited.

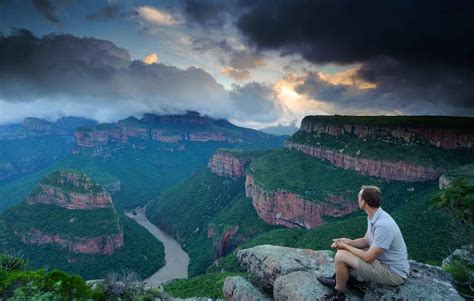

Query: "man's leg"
left=334, top=250, right=359, bottom=291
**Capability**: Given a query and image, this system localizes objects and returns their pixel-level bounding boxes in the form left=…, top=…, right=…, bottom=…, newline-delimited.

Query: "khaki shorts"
left=356, top=258, right=405, bottom=286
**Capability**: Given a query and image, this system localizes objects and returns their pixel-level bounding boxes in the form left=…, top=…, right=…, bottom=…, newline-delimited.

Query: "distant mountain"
left=0, top=170, right=164, bottom=279
left=0, top=117, right=97, bottom=182
left=260, top=125, right=299, bottom=136
left=73, top=111, right=285, bottom=157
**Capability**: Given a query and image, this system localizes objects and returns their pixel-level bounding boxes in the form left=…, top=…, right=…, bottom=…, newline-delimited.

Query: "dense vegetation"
left=1, top=213, right=165, bottom=279
left=147, top=169, right=245, bottom=276
left=248, top=149, right=427, bottom=206
left=5, top=203, right=121, bottom=237
left=289, top=131, right=474, bottom=167
left=301, top=115, right=474, bottom=129
left=164, top=272, right=247, bottom=299
left=38, top=170, right=105, bottom=193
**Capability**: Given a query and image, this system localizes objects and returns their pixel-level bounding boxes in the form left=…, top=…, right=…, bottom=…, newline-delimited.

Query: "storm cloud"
left=0, top=29, right=285, bottom=124
left=182, top=0, right=474, bottom=114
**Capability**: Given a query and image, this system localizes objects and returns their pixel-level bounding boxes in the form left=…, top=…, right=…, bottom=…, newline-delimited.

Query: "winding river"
left=125, top=207, right=189, bottom=287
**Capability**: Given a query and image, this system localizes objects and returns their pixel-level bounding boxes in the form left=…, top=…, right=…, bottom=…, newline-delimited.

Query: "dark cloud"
left=86, top=3, right=120, bottom=22
left=182, top=0, right=236, bottom=27
left=32, top=0, right=60, bottom=23
left=0, top=29, right=284, bottom=124
left=296, top=66, right=474, bottom=116
left=221, top=0, right=474, bottom=114
left=230, top=82, right=284, bottom=122
left=192, top=37, right=264, bottom=81
left=235, top=0, right=474, bottom=66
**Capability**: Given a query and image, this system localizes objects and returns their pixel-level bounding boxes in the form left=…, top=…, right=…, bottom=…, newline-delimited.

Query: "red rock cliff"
left=300, top=118, right=474, bottom=149
left=16, top=229, right=124, bottom=255
left=245, top=175, right=358, bottom=229
left=207, top=224, right=240, bottom=257
left=285, top=141, right=444, bottom=182
left=208, top=151, right=252, bottom=177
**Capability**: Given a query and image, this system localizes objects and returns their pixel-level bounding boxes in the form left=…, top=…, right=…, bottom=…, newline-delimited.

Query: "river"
left=125, top=207, right=189, bottom=287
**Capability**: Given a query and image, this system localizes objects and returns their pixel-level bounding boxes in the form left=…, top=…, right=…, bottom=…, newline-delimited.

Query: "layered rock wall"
left=208, top=152, right=252, bottom=178
left=16, top=229, right=124, bottom=255
left=27, top=185, right=112, bottom=209
left=285, top=141, right=443, bottom=182
left=245, top=175, right=357, bottom=229
left=300, top=118, right=474, bottom=149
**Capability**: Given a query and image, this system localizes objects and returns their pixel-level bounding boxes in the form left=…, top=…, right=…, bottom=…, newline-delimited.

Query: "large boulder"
left=223, top=276, right=271, bottom=301
left=236, top=244, right=334, bottom=289
left=227, top=245, right=464, bottom=301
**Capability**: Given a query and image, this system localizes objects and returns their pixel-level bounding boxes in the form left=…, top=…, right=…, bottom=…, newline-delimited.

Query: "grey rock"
left=223, top=276, right=271, bottom=301
left=237, top=244, right=334, bottom=289
left=235, top=245, right=463, bottom=301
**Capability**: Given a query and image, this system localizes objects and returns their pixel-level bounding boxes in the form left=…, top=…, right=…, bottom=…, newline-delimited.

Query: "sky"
left=0, top=0, right=473, bottom=128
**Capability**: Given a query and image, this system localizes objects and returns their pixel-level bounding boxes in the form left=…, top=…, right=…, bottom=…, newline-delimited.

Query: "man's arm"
left=333, top=232, right=369, bottom=249
left=337, top=241, right=384, bottom=263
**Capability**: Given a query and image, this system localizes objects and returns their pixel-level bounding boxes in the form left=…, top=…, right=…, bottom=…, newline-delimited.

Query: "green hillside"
left=0, top=171, right=165, bottom=280
left=147, top=168, right=244, bottom=276
left=248, top=148, right=426, bottom=207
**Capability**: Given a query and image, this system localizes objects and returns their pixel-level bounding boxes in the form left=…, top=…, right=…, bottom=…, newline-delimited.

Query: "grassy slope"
left=248, top=149, right=426, bottom=206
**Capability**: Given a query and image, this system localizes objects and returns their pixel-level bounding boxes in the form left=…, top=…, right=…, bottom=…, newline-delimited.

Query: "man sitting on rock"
left=317, top=185, right=410, bottom=301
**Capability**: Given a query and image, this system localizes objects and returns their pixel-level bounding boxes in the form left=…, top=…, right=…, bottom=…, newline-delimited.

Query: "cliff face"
left=285, top=141, right=444, bottom=182
left=208, top=152, right=252, bottom=178
left=27, top=184, right=112, bottom=209
left=15, top=229, right=124, bottom=255
left=207, top=224, right=240, bottom=257
left=300, top=117, right=474, bottom=149
left=245, top=175, right=357, bottom=229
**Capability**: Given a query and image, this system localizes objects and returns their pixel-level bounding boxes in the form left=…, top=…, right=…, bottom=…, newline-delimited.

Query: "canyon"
left=208, top=150, right=253, bottom=178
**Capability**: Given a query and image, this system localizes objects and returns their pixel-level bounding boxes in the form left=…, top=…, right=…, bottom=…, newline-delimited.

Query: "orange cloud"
left=143, top=53, right=159, bottom=65
left=318, top=66, right=376, bottom=90
left=221, top=66, right=251, bottom=81
left=136, top=6, right=180, bottom=26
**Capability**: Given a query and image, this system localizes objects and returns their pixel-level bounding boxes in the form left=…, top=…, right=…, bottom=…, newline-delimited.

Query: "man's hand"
left=331, top=238, right=351, bottom=249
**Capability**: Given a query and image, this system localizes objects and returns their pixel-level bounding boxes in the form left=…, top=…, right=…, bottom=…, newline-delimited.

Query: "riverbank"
left=125, top=207, right=189, bottom=287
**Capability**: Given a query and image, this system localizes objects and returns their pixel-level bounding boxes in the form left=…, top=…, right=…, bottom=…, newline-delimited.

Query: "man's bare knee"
left=335, top=250, right=358, bottom=269
left=335, top=250, right=350, bottom=264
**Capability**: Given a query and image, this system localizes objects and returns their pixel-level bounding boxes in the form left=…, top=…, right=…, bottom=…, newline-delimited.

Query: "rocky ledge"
left=285, top=141, right=443, bottom=182
left=300, top=116, right=474, bottom=149
left=223, top=245, right=463, bottom=301
left=245, top=175, right=358, bottom=229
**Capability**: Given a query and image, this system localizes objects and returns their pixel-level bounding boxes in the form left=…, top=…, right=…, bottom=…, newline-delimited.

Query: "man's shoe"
left=321, top=289, right=346, bottom=301
left=317, top=274, right=336, bottom=288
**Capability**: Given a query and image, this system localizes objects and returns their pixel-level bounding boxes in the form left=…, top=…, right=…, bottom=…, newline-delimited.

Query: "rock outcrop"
left=208, top=151, right=253, bottom=178
left=27, top=170, right=112, bottom=209
left=223, top=245, right=464, bottom=301
left=285, top=141, right=444, bottom=182
left=245, top=175, right=358, bottom=229
left=300, top=116, right=474, bottom=149
left=9, top=170, right=124, bottom=255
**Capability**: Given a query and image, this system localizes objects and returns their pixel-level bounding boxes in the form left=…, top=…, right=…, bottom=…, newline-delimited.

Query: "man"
left=317, top=185, right=410, bottom=301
